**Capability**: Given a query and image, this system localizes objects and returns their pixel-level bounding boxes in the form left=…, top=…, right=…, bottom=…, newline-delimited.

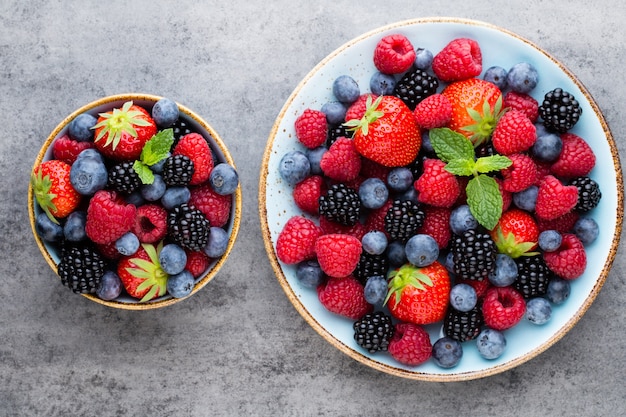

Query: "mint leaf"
left=475, top=155, right=512, bottom=174
left=140, top=128, right=174, bottom=166
left=445, top=159, right=476, bottom=176
left=133, top=160, right=155, bottom=185
left=466, top=174, right=502, bottom=230
left=429, top=128, right=475, bottom=162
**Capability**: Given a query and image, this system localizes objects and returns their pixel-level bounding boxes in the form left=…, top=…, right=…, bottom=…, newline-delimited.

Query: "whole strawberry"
left=276, top=216, right=323, bottom=264
left=317, top=275, right=373, bottom=319
left=482, top=286, right=526, bottom=331
left=491, top=208, right=539, bottom=258
left=388, top=323, right=432, bottom=366
left=31, top=159, right=81, bottom=223
left=117, top=242, right=168, bottom=302
left=432, top=38, right=483, bottom=82
left=315, top=233, right=362, bottom=278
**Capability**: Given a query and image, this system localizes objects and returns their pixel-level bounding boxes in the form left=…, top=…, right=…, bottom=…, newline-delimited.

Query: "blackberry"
left=58, top=245, right=105, bottom=294
left=171, top=118, right=193, bottom=147
left=570, top=176, right=602, bottom=212
left=475, top=142, right=496, bottom=158
left=326, top=124, right=351, bottom=147
left=107, top=161, right=141, bottom=193
left=319, top=183, right=361, bottom=226
left=163, top=154, right=195, bottom=186
left=450, top=229, right=497, bottom=281
left=514, top=255, right=553, bottom=299
left=167, top=203, right=210, bottom=251
left=393, top=68, right=439, bottom=110
left=353, top=311, right=395, bottom=353
left=443, top=304, right=484, bottom=342
left=539, top=88, right=582, bottom=133
left=353, top=252, right=389, bottom=284
left=384, top=199, right=425, bottom=242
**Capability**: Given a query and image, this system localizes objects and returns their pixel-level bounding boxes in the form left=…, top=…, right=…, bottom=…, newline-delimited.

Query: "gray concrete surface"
left=1, top=1, right=625, bottom=416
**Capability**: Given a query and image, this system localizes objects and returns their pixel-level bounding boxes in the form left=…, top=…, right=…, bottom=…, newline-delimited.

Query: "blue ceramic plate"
left=259, top=18, right=623, bottom=380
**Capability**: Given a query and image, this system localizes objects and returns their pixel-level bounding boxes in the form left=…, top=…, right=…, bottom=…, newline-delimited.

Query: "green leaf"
left=445, top=159, right=476, bottom=176
left=133, top=160, right=155, bottom=185
left=429, top=128, right=475, bottom=162
left=475, top=155, right=512, bottom=174
left=140, top=129, right=174, bottom=166
left=466, top=175, right=503, bottom=230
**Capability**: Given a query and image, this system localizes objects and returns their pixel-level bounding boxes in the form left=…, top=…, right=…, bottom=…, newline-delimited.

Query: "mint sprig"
left=132, top=128, right=174, bottom=185
left=429, top=128, right=512, bottom=230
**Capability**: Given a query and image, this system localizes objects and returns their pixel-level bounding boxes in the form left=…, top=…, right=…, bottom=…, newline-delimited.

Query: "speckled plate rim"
left=29, top=93, right=242, bottom=310
left=258, top=17, right=624, bottom=381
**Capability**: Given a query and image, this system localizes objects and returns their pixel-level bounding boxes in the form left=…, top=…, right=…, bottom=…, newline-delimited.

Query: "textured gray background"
left=1, top=1, right=625, bottom=416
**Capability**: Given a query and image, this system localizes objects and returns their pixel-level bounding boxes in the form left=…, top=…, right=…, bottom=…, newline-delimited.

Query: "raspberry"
left=317, top=275, right=372, bottom=319
left=482, top=286, right=526, bottom=331
left=456, top=278, right=491, bottom=299
left=294, top=109, right=328, bottom=149
left=85, top=190, right=136, bottom=244
left=388, top=323, right=432, bottom=366
left=315, top=233, right=362, bottom=278
left=417, top=206, right=452, bottom=249
left=543, top=233, right=587, bottom=280
left=132, top=204, right=168, bottom=243
left=495, top=178, right=513, bottom=212
left=535, top=175, right=578, bottom=220
left=373, top=34, right=416, bottom=75
left=413, top=93, right=453, bottom=129
left=293, top=175, right=325, bottom=215
left=432, top=38, right=482, bottom=82
left=319, top=137, right=361, bottom=182
left=96, top=241, right=121, bottom=261
left=276, top=216, right=322, bottom=264
left=319, top=217, right=367, bottom=241
left=189, top=182, right=232, bottom=228
left=52, top=134, right=94, bottom=165
left=359, top=158, right=390, bottom=183
left=185, top=250, right=211, bottom=277
left=173, top=133, right=214, bottom=185
left=414, top=158, right=461, bottom=208
left=501, top=153, right=537, bottom=192
left=537, top=211, right=579, bottom=233
left=492, top=110, right=537, bottom=155
left=503, top=91, right=539, bottom=122
left=363, top=199, right=392, bottom=236
left=345, top=94, right=377, bottom=122
left=550, top=133, right=596, bottom=178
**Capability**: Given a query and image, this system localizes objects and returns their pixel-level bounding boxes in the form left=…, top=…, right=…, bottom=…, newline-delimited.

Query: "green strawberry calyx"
left=494, top=227, right=539, bottom=258
left=31, top=167, right=59, bottom=224
left=92, top=101, right=152, bottom=150
left=132, top=128, right=174, bottom=185
left=343, top=95, right=384, bottom=136
left=384, top=263, right=433, bottom=306
left=461, top=95, right=505, bottom=147
left=125, top=241, right=168, bottom=302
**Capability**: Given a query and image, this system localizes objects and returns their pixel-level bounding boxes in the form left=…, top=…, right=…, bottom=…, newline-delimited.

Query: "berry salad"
left=31, top=96, right=240, bottom=306
left=266, top=22, right=619, bottom=377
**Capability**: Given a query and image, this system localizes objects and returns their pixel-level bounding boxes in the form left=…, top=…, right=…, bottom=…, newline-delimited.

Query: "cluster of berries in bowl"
left=29, top=94, right=241, bottom=309
left=274, top=33, right=604, bottom=369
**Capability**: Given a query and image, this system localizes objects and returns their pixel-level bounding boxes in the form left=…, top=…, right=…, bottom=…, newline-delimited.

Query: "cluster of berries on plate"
left=275, top=34, right=601, bottom=368
left=32, top=98, right=239, bottom=303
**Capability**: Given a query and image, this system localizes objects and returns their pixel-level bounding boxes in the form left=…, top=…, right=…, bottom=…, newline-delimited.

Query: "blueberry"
left=538, top=230, right=562, bottom=252
left=513, top=185, right=538, bottom=212
left=386, top=240, right=407, bottom=268
left=449, top=283, right=477, bottom=312
left=279, top=151, right=311, bottom=185
left=306, top=147, right=327, bottom=176
left=414, top=48, right=434, bottom=70
left=161, top=186, right=190, bottom=210
left=432, top=337, right=463, bottom=368
left=526, top=297, right=552, bottom=325
left=369, top=72, right=397, bottom=96
left=363, top=275, right=387, bottom=305
left=203, top=227, right=230, bottom=258
left=76, top=148, right=103, bottom=163
left=573, top=217, right=599, bottom=245
left=532, top=133, right=563, bottom=162
left=167, top=270, right=195, bottom=298
left=209, top=163, right=239, bottom=195
left=96, top=271, right=123, bottom=301
left=405, top=234, right=439, bottom=267
left=546, top=278, right=571, bottom=304
left=296, top=260, right=324, bottom=289
left=421, top=130, right=435, bottom=155
left=476, top=328, right=507, bottom=360
left=361, top=230, right=388, bottom=255
left=332, top=75, right=360, bottom=104
left=35, top=212, right=64, bottom=242
left=63, top=211, right=87, bottom=242
left=141, top=174, right=166, bottom=201
left=395, top=187, right=418, bottom=203
left=358, top=178, right=389, bottom=209
left=506, top=62, right=539, bottom=94
left=489, top=254, right=518, bottom=287
left=126, top=190, right=145, bottom=207
left=449, top=205, right=478, bottom=235
left=320, top=101, right=347, bottom=125
left=386, top=167, right=413, bottom=192
left=444, top=251, right=455, bottom=273
left=151, top=98, right=179, bottom=128
left=159, top=243, right=188, bottom=275
left=150, top=152, right=170, bottom=174
left=70, top=154, right=108, bottom=195
left=115, top=232, right=140, bottom=256
left=483, top=66, right=508, bottom=90
left=68, top=113, right=97, bottom=142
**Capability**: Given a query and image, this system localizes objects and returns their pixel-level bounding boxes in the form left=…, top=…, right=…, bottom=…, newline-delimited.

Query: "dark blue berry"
left=483, top=66, right=508, bottom=90
left=161, top=186, right=191, bottom=210
left=532, top=133, right=563, bottom=162
left=513, top=185, right=538, bottom=211
left=151, top=98, right=179, bottom=128
left=405, top=234, right=439, bottom=267
left=126, top=191, right=145, bottom=207
left=321, top=101, right=347, bottom=125
left=159, top=243, right=187, bottom=275
left=449, top=283, right=477, bottom=312
left=369, top=72, right=397, bottom=96
left=141, top=174, right=166, bottom=201
left=358, top=178, right=389, bottom=209
left=573, top=217, right=599, bottom=245
left=150, top=152, right=170, bottom=174
left=306, top=147, right=327, bottom=176
left=35, top=212, right=64, bottom=242
left=432, top=337, right=463, bottom=368
left=364, top=275, right=387, bottom=305
left=332, top=75, right=360, bottom=104
left=546, top=278, right=570, bottom=304
left=115, top=232, right=140, bottom=256
left=167, top=270, right=195, bottom=298
left=449, top=205, right=477, bottom=235
left=506, top=62, right=538, bottom=94
left=421, top=130, right=435, bottom=155
left=386, top=240, right=407, bottom=268
left=386, top=167, right=413, bottom=192
left=361, top=231, right=388, bottom=255
left=413, top=48, right=433, bottom=70
left=209, top=163, right=239, bottom=195
left=96, top=271, right=122, bottom=301
left=279, top=151, right=311, bottom=185
left=476, top=328, right=507, bottom=360
left=68, top=113, right=97, bottom=142
left=538, top=230, right=562, bottom=252
left=70, top=154, right=108, bottom=195
left=63, top=211, right=87, bottom=242
left=489, top=254, right=518, bottom=287
left=296, top=260, right=324, bottom=289
left=525, top=297, right=552, bottom=325
left=76, top=148, right=104, bottom=162
left=203, top=227, right=229, bottom=258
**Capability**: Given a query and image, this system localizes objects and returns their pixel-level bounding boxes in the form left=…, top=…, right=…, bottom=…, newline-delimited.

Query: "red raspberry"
left=432, top=38, right=482, bottom=82
left=359, top=158, right=390, bottom=183
left=534, top=160, right=552, bottom=185
left=85, top=190, right=136, bottom=244
left=413, top=93, right=453, bottom=129
left=132, top=204, right=168, bottom=243
left=363, top=199, right=392, bottom=236
left=319, top=217, right=367, bottom=241
left=173, top=133, right=214, bottom=185
left=345, top=94, right=378, bottom=122
left=457, top=277, right=491, bottom=299
left=315, top=233, right=362, bottom=278
left=320, top=137, right=361, bottom=182
left=293, top=175, right=325, bottom=215
left=414, top=158, right=461, bottom=208
left=317, top=275, right=373, bottom=319
left=417, top=206, right=452, bottom=249
left=535, top=175, right=578, bottom=220
left=189, top=182, right=232, bottom=228
left=492, top=110, right=537, bottom=155
left=495, top=178, right=513, bottom=212
left=275, top=216, right=322, bottom=264
left=373, top=34, right=416, bottom=75
left=294, top=109, right=327, bottom=149
left=388, top=323, right=432, bottom=366
left=185, top=250, right=211, bottom=278
left=501, top=153, right=537, bottom=192
left=550, top=133, right=596, bottom=178
left=482, top=286, right=526, bottom=331
left=96, top=241, right=121, bottom=261
left=52, top=134, right=94, bottom=165
left=503, top=91, right=539, bottom=122
left=543, top=233, right=587, bottom=280
left=537, top=211, right=579, bottom=233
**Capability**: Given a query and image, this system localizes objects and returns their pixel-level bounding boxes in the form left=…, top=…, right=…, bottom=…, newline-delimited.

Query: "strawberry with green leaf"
left=491, top=208, right=540, bottom=258
left=117, top=242, right=169, bottom=302
left=31, top=159, right=81, bottom=224
left=132, top=128, right=174, bottom=185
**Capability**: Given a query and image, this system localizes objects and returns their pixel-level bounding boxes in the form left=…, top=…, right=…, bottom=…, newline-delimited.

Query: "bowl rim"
left=29, top=93, right=242, bottom=310
left=258, top=17, right=624, bottom=381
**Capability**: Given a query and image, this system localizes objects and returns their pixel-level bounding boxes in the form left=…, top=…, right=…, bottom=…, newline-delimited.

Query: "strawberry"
left=417, top=206, right=452, bottom=249
left=543, top=233, right=587, bottom=279
left=319, top=137, right=361, bottom=182
left=482, top=286, right=526, bottom=331
left=373, top=34, right=416, bottom=74
left=184, top=250, right=212, bottom=278
left=388, top=323, right=432, bottom=366
left=85, top=190, right=136, bottom=244
left=93, top=101, right=157, bottom=161
left=550, top=133, right=596, bottom=178
left=414, top=158, right=461, bottom=208
left=173, top=133, right=214, bottom=185
left=188, top=182, right=232, bottom=228
left=117, top=242, right=168, bottom=302
left=315, top=233, right=362, bottom=278
left=319, top=217, right=367, bottom=241
left=491, top=208, right=540, bottom=258
left=432, top=38, right=482, bottom=82
left=293, top=175, right=325, bottom=215
left=535, top=175, right=578, bottom=220
left=345, top=95, right=421, bottom=167
left=413, top=93, right=453, bottom=129
left=500, top=153, right=537, bottom=192
left=491, top=110, right=537, bottom=155
left=385, top=261, right=451, bottom=325
left=52, top=134, right=94, bottom=165
left=317, top=275, right=373, bottom=319
left=294, top=108, right=328, bottom=149
left=503, top=91, right=539, bottom=122
left=31, top=159, right=81, bottom=223
left=345, top=94, right=378, bottom=122
left=276, top=216, right=322, bottom=264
